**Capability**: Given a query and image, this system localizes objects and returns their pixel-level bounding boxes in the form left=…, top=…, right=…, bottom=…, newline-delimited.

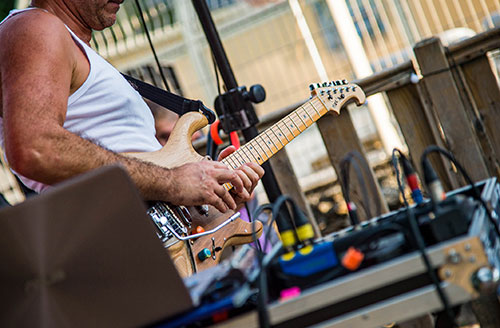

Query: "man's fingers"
left=245, top=162, right=265, bottom=179
left=212, top=196, right=228, bottom=213
left=215, top=185, right=236, bottom=211
left=217, top=145, right=237, bottom=161
left=215, top=168, right=244, bottom=193
left=235, top=168, right=252, bottom=191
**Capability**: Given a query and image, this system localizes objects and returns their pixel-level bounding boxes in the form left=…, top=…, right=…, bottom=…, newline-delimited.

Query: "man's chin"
left=94, top=15, right=117, bottom=30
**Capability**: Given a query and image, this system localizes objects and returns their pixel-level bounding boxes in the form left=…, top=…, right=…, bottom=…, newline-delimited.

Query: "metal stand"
left=191, top=0, right=292, bottom=225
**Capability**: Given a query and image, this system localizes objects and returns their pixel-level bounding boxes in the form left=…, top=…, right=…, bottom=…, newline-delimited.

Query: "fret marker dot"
left=258, top=157, right=261, bottom=160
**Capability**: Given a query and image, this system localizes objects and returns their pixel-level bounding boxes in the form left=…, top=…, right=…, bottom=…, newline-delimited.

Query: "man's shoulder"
left=0, top=9, right=71, bottom=54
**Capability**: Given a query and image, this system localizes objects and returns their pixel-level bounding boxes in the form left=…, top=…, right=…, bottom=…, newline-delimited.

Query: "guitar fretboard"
left=220, top=96, right=328, bottom=188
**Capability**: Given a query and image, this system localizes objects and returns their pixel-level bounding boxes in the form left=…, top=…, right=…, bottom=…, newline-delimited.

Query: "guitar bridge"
left=147, top=202, right=190, bottom=244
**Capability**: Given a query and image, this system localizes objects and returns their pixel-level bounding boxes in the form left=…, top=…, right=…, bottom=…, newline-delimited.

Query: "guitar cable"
left=392, top=148, right=457, bottom=327
left=420, top=145, right=500, bottom=238
left=340, top=151, right=377, bottom=225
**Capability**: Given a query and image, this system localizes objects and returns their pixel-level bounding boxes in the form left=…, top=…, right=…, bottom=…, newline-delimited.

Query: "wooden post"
left=269, top=152, right=321, bottom=237
left=317, top=108, right=389, bottom=221
left=386, top=81, right=458, bottom=190
left=413, top=38, right=490, bottom=182
left=455, top=55, right=500, bottom=177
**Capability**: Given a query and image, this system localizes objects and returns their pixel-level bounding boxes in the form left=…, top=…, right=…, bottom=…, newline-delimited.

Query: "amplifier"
left=214, top=177, right=500, bottom=328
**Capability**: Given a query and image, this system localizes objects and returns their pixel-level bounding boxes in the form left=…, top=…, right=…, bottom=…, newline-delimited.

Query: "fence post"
left=413, top=37, right=490, bottom=182
left=317, top=109, right=388, bottom=221
left=269, top=152, right=321, bottom=237
left=382, top=69, right=459, bottom=190
left=453, top=54, right=500, bottom=177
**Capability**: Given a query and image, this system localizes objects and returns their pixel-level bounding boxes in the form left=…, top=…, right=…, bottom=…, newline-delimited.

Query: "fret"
left=241, top=145, right=259, bottom=164
left=245, top=143, right=265, bottom=164
left=290, top=111, right=309, bottom=132
left=225, top=157, right=239, bottom=169
left=273, top=125, right=290, bottom=144
left=299, top=106, right=314, bottom=125
left=249, top=141, right=268, bottom=162
left=290, top=114, right=305, bottom=132
left=309, top=100, right=323, bottom=119
left=283, top=117, right=299, bottom=136
left=237, top=148, right=253, bottom=163
left=276, top=123, right=291, bottom=142
left=295, top=108, right=308, bottom=126
left=269, top=128, right=286, bottom=147
left=313, top=98, right=329, bottom=116
left=263, top=131, right=280, bottom=152
left=258, top=135, right=274, bottom=157
left=231, top=154, right=244, bottom=167
left=235, top=151, right=247, bottom=165
left=278, top=120, right=294, bottom=138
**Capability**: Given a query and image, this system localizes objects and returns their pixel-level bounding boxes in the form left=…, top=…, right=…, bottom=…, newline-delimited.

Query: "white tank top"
left=0, top=9, right=162, bottom=193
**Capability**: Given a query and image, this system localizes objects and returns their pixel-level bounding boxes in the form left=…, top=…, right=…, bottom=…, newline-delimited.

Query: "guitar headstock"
left=310, top=80, right=366, bottom=114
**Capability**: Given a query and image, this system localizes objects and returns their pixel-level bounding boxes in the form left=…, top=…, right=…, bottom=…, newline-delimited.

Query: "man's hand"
left=165, top=160, right=244, bottom=213
left=218, top=145, right=265, bottom=206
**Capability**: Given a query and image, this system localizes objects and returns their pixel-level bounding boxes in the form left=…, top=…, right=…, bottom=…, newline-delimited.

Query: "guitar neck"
left=221, top=96, right=328, bottom=172
left=220, top=81, right=365, bottom=191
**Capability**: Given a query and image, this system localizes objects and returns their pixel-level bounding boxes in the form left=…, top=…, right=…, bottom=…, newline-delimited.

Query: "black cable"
left=421, top=145, right=500, bottom=238
left=212, top=53, right=223, bottom=97
left=252, top=196, right=305, bottom=328
left=134, top=0, right=171, bottom=92
left=392, top=148, right=407, bottom=202
left=349, top=150, right=383, bottom=216
left=391, top=148, right=458, bottom=326
left=246, top=202, right=262, bottom=253
left=250, top=203, right=274, bottom=328
left=340, top=153, right=371, bottom=224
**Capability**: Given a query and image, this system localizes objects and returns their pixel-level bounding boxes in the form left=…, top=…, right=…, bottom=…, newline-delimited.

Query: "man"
left=0, top=0, right=264, bottom=214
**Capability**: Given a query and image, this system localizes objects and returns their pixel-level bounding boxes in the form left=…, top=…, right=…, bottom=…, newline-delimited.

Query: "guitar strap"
left=122, top=73, right=216, bottom=124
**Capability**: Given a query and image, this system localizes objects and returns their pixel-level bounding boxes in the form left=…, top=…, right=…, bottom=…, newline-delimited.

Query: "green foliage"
left=0, top=0, right=16, bottom=21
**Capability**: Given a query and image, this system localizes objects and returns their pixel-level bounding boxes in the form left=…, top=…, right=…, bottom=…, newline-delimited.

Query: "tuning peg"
left=345, top=86, right=350, bottom=92
left=342, top=79, right=348, bottom=85
left=316, top=83, right=321, bottom=88
left=336, top=80, right=342, bottom=86
left=333, top=89, right=337, bottom=94
left=352, top=86, right=356, bottom=91
left=309, top=84, right=315, bottom=91
left=322, top=82, right=328, bottom=87
left=339, top=88, right=344, bottom=93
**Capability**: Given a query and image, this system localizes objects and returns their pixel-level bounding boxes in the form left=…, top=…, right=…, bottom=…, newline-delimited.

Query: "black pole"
left=191, top=0, right=288, bottom=207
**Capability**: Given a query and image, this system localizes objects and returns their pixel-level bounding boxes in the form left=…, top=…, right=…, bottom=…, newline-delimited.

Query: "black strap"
left=122, top=73, right=216, bottom=124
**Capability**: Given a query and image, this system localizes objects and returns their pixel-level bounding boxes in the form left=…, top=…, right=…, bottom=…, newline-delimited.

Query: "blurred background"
left=4, top=0, right=500, bottom=234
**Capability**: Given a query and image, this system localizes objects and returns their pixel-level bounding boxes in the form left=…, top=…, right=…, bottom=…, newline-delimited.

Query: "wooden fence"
left=255, top=27, right=500, bottom=233
left=2, top=28, right=500, bottom=234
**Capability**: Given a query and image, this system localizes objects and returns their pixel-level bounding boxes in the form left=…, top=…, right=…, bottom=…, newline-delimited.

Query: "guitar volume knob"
left=197, top=248, right=212, bottom=261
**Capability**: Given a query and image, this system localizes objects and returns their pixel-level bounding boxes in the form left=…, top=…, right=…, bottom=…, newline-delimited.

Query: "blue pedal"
left=278, top=241, right=338, bottom=277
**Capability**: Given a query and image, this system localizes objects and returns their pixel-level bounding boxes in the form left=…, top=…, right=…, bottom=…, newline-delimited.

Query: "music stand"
left=0, top=166, right=193, bottom=327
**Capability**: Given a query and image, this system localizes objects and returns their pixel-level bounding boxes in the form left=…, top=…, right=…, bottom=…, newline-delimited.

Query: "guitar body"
left=124, top=112, right=263, bottom=277
left=124, top=80, right=366, bottom=277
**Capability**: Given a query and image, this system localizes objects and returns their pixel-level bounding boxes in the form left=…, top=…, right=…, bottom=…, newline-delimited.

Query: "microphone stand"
left=191, top=0, right=294, bottom=233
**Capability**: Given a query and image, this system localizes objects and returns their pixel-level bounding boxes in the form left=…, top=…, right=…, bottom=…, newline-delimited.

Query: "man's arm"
left=0, top=11, right=263, bottom=212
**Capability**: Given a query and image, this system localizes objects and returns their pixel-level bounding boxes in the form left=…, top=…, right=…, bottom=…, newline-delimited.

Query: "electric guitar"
left=124, top=80, right=366, bottom=277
